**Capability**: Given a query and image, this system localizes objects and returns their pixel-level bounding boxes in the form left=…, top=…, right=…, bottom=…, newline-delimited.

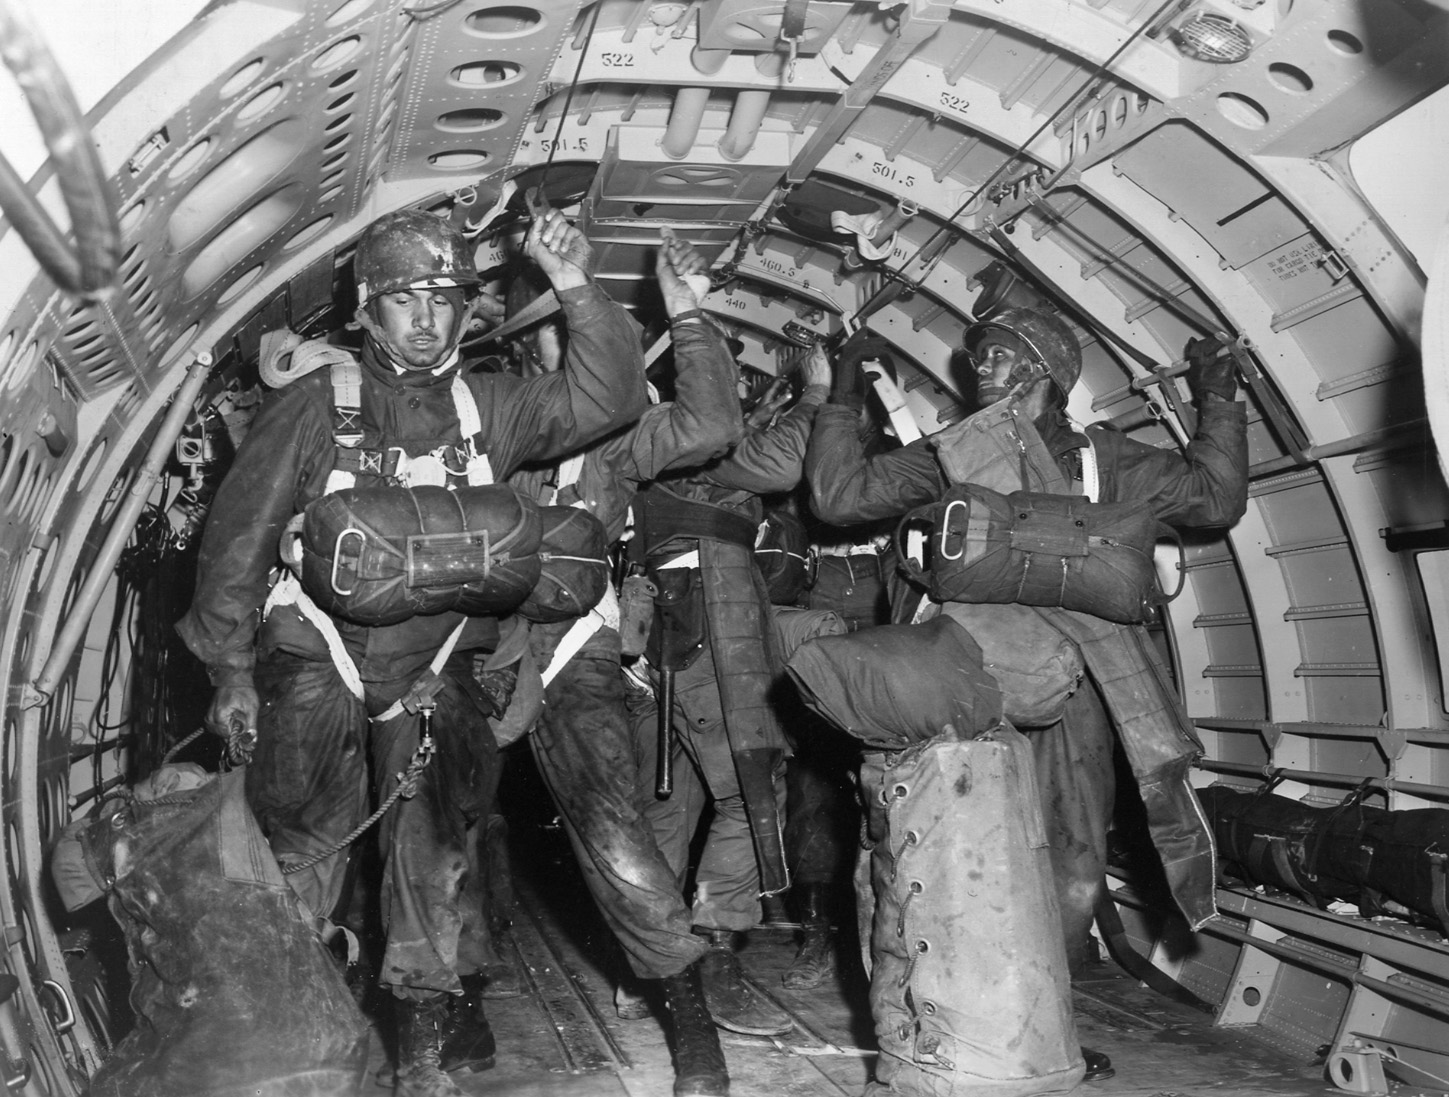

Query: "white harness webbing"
left=539, top=450, right=615, bottom=686
left=371, top=617, right=471, bottom=724
left=863, top=363, right=922, bottom=445
left=541, top=584, right=621, bottom=686
left=264, top=573, right=365, bottom=700
left=1080, top=431, right=1101, bottom=503
left=324, top=363, right=494, bottom=493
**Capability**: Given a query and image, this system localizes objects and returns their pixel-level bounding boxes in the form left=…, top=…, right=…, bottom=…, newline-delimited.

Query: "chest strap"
left=325, top=359, right=494, bottom=492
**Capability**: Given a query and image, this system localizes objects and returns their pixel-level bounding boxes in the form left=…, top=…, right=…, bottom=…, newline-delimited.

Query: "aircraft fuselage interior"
left=2, top=0, right=1449, bottom=1094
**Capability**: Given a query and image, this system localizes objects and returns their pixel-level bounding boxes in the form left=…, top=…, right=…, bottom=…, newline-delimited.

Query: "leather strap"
left=637, top=485, right=760, bottom=557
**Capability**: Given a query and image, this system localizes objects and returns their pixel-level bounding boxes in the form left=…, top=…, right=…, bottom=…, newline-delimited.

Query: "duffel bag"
left=937, top=602, right=1084, bottom=728
left=1355, top=809, right=1449, bottom=934
left=785, top=616, right=1005, bottom=750
left=896, top=483, right=1170, bottom=625
left=287, top=485, right=543, bottom=626
left=1197, top=785, right=1369, bottom=909
left=516, top=505, right=611, bottom=623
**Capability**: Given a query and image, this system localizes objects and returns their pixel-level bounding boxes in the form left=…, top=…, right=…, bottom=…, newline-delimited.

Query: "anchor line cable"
left=537, top=1, right=604, bottom=200
left=848, top=0, right=1183, bottom=326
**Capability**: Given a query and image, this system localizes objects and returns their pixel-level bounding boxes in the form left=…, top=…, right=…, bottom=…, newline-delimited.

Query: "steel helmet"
left=353, top=208, right=480, bottom=304
left=962, top=306, right=1081, bottom=398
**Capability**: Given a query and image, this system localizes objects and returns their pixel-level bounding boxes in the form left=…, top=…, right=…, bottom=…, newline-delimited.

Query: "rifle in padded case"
left=1197, top=784, right=1449, bottom=937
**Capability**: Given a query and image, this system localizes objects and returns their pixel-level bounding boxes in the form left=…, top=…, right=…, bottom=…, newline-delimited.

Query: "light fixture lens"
left=1174, top=13, right=1253, bottom=63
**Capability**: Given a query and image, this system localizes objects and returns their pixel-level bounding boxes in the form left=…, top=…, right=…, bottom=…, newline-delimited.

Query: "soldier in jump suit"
left=805, top=309, right=1247, bottom=1093
left=631, top=342, right=832, bottom=1040
left=177, top=206, right=645, bottom=1097
left=507, top=228, right=746, bottom=1097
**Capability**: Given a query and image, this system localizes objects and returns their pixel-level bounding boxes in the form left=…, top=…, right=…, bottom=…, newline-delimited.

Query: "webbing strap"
left=1081, top=433, right=1100, bottom=503
left=325, top=368, right=493, bottom=490
left=263, top=573, right=364, bottom=700
left=371, top=617, right=470, bottom=724
left=541, top=584, right=620, bottom=686
left=639, top=486, right=759, bottom=556
left=864, top=364, right=922, bottom=444
left=471, top=289, right=562, bottom=345
left=551, top=452, right=585, bottom=506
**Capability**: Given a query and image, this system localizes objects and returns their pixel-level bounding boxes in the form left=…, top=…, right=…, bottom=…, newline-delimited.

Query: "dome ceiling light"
left=1163, top=0, right=1278, bottom=63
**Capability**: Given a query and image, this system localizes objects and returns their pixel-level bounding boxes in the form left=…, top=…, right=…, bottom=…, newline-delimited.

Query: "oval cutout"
left=4, top=447, right=31, bottom=512
left=1216, top=92, right=1269, bottom=130
left=219, top=57, right=265, bottom=98
left=449, top=60, right=522, bottom=88
left=329, top=69, right=359, bottom=91
left=119, top=199, right=146, bottom=233
left=237, top=81, right=286, bottom=121
left=464, top=6, right=543, bottom=38
left=218, top=263, right=265, bottom=305
left=160, top=324, right=201, bottom=365
left=428, top=150, right=490, bottom=171
left=313, top=35, right=363, bottom=72
left=285, top=214, right=334, bottom=249
left=167, top=137, right=214, bottom=182
left=6, top=340, right=38, bottom=392
left=319, top=184, right=345, bottom=205
left=77, top=436, right=110, bottom=490
left=168, top=119, right=305, bottom=253
left=1267, top=62, right=1312, bottom=94
left=180, top=187, right=302, bottom=297
left=326, top=91, right=356, bottom=113
left=324, top=112, right=353, bottom=133
left=1326, top=29, right=1362, bottom=54
left=435, top=108, right=506, bottom=133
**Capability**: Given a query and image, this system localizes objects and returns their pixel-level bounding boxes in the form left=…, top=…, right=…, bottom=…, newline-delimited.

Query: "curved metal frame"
left=0, top=0, right=120, bottom=296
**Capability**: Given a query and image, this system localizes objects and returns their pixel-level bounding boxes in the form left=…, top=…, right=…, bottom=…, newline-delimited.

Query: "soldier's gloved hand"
left=1185, top=335, right=1237, bottom=403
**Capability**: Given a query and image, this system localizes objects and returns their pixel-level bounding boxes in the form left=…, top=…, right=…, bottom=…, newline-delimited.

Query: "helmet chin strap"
left=352, top=294, right=482, bottom=373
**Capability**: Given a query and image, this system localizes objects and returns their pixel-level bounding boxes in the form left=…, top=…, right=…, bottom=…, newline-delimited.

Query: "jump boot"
left=662, top=960, right=730, bottom=1097
left=441, top=975, right=497, bottom=1073
left=395, top=995, right=465, bottom=1097
left=782, top=884, right=836, bottom=990
left=696, top=929, right=792, bottom=1036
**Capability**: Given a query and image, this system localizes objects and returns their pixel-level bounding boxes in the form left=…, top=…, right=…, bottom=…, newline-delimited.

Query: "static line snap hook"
left=780, top=33, right=800, bottom=82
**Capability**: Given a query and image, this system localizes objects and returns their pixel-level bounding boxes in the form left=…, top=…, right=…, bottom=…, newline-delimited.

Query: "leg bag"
left=869, top=729, right=1083, bottom=1097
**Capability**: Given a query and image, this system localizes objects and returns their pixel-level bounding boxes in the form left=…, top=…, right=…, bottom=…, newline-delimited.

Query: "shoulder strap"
left=1081, top=431, right=1100, bottom=503
left=451, top=375, right=494, bottom=486
left=325, top=357, right=365, bottom=494
left=551, top=452, right=586, bottom=505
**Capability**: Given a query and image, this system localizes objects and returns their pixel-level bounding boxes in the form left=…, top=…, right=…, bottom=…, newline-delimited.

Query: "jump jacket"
left=177, top=284, right=647, bottom=685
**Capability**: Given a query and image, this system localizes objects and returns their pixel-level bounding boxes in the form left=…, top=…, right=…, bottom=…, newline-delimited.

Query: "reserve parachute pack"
left=896, top=469, right=1172, bottom=624
left=283, top=483, right=544, bottom=626
left=262, top=333, right=606, bottom=626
